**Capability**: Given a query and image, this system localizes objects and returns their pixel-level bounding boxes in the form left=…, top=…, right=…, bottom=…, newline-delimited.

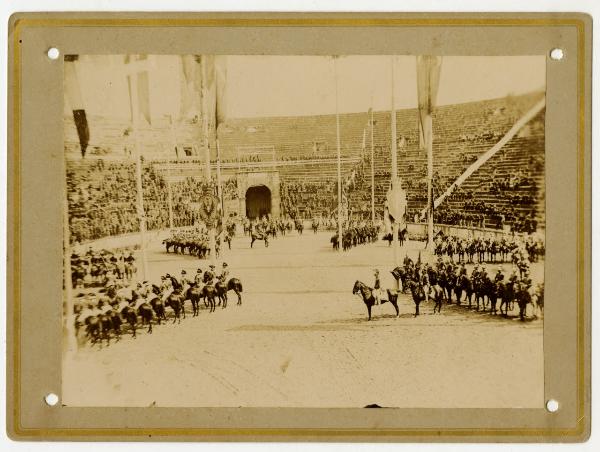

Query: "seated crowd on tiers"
left=66, top=159, right=239, bottom=244
left=66, top=93, right=545, bottom=242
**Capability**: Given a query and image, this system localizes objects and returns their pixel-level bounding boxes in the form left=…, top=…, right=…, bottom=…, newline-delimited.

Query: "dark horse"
left=165, top=291, right=185, bottom=323
left=202, top=284, right=218, bottom=312
left=250, top=231, right=269, bottom=248
left=352, top=280, right=399, bottom=321
left=215, top=277, right=244, bottom=308
left=407, top=280, right=426, bottom=317
left=390, top=266, right=409, bottom=293
left=187, top=284, right=203, bottom=316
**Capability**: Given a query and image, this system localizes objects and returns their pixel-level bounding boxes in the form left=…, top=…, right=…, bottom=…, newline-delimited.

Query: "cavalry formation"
left=74, top=263, right=243, bottom=347
left=71, top=214, right=544, bottom=350
left=353, top=248, right=543, bottom=322
left=331, top=221, right=380, bottom=251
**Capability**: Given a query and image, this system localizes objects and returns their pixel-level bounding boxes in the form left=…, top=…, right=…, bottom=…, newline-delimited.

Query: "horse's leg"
left=391, top=299, right=399, bottom=317
left=237, top=290, right=242, bottom=305
left=367, top=303, right=372, bottom=321
left=414, top=301, right=420, bottom=317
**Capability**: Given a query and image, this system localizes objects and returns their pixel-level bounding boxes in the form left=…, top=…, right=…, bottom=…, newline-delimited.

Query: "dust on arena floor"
left=63, top=231, right=544, bottom=408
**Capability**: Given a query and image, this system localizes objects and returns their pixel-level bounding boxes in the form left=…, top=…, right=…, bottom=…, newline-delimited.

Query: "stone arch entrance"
left=245, top=185, right=272, bottom=219
left=236, top=171, right=280, bottom=219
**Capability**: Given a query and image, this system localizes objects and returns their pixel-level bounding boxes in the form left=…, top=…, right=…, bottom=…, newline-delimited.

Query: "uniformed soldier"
left=204, top=265, right=216, bottom=285
left=194, top=268, right=204, bottom=286
left=373, top=269, right=382, bottom=305
left=219, top=263, right=229, bottom=284
left=494, top=266, right=505, bottom=283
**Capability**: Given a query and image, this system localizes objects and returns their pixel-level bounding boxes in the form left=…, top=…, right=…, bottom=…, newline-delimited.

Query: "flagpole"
left=129, top=72, right=149, bottom=280
left=200, top=55, right=217, bottom=263
left=200, top=56, right=211, bottom=181
left=167, top=115, right=177, bottom=230
left=390, top=56, right=400, bottom=271
left=370, top=107, right=375, bottom=224
left=334, top=56, right=343, bottom=253
left=426, top=113, right=434, bottom=249
left=216, top=138, right=224, bottom=216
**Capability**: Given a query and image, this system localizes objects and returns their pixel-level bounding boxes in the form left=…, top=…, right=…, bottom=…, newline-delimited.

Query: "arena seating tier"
left=65, top=91, right=545, bottom=242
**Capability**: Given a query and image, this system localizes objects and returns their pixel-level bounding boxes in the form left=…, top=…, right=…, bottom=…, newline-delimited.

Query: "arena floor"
left=63, top=231, right=544, bottom=408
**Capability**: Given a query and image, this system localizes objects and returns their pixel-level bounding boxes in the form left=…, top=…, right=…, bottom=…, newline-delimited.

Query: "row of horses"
left=163, top=237, right=213, bottom=258
left=331, top=225, right=380, bottom=251
left=353, top=265, right=543, bottom=322
left=78, top=277, right=243, bottom=347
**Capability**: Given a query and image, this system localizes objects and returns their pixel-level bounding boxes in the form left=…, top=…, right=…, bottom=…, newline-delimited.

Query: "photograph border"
left=6, top=13, right=591, bottom=441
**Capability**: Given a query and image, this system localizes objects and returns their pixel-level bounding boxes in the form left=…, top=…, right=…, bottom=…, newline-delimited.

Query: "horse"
left=137, top=302, right=155, bottom=334
left=406, top=280, right=426, bottom=317
left=202, top=284, right=218, bottom=313
left=431, top=284, right=444, bottom=314
left=390, top=266, right=409, bottom=293
left=352, top=281, right=399, bottom=321
left=330, top=234, right=339, bottom=250
left=165, top=291, right=184, bottom=323
left=107, top=309, right=123, bottom=342
left=250, top=231, right=269, bottom=248
left=149, top=296, right=167, bottom=324
left=514, top=283, right=533, bottom=321
left=187, top=284, right=203, bottom=316
left=84, top=315, right=102, bottom=344
left=120, top=305, right=139, bottom=338
left=216, top=278, right=243, bottom=307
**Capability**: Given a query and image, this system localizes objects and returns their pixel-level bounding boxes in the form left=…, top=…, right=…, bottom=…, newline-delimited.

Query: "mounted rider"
left=194, top=268, right=204, bottom=286
left=203, top=264, right=216, bottom=285
left=218, top=262, right=229, bottom=284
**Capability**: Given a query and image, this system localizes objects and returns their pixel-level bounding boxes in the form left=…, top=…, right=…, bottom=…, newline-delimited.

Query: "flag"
left=64, top=55, right=90, bottom=158
left=416, top=56, right=442, bottom=148
left=215, top=56, right=228, bottom=130
left=179, top=55, right=200, bottom=119
left=125, top=55, right=152, bottom=125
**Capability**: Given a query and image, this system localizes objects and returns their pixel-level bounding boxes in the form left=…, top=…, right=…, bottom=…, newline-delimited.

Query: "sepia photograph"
left=61, top=54, right=546, bottom=408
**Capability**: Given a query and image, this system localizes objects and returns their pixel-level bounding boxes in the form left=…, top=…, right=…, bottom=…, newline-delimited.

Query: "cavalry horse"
left=406, top=280, right=426, bottom=317
left=250, top=230, right=269, bottom=248
left=215, top=277, right=244, bottom=308
left=352, top=280, right=399, bottom=321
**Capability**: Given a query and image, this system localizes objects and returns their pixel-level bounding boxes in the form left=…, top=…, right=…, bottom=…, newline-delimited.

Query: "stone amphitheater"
left=65, top=90, right=545, bottom=243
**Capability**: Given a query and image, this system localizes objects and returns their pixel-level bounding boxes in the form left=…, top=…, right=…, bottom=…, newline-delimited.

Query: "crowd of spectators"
left=67, top=159, right=236, bottom=244
left=280, top=180, right=338, bottom=219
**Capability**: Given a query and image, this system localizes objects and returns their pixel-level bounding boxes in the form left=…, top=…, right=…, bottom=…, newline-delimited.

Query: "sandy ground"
left=63, top=231, right=544, bottom=408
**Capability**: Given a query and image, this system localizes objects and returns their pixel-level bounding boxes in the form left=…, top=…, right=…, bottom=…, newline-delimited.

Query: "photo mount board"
left=6, top=12, right=592, bottom=442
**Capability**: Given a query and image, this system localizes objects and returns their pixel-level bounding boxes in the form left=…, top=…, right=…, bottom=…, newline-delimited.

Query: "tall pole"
left=200, top=56, right=211, bottom=181
left=334, top=56, right=343, bottom=253
left=390, top=56, right=400, bottom=271
left=370, top=107, right=375, bottom=223
left=216, top=139, right=224, bottom=216
left=200, top=55, right=217, bottom=263
left=130, top=72, right=149, bottom=280
left=167, top=116, right=177, bottom=230
left=426, top=114, right=434, bottom=248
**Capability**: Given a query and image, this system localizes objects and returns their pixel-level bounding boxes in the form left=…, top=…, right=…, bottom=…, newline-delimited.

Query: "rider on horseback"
left=219, top=263, right=229, bottom=284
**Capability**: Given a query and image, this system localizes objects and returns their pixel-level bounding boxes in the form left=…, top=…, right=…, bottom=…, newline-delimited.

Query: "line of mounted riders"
left=432, top=233, right=545, bottom=264
left=162, top=226, right=225, bottom=259
left=70, top=247, right=137, bottom=289
left=331, top=222, right=380, bottom=251
left=353, top=256, right=543, bottom=321
left=243, top=216, right=306, bottom=248
left=74, top=264, right=243, bottom=347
